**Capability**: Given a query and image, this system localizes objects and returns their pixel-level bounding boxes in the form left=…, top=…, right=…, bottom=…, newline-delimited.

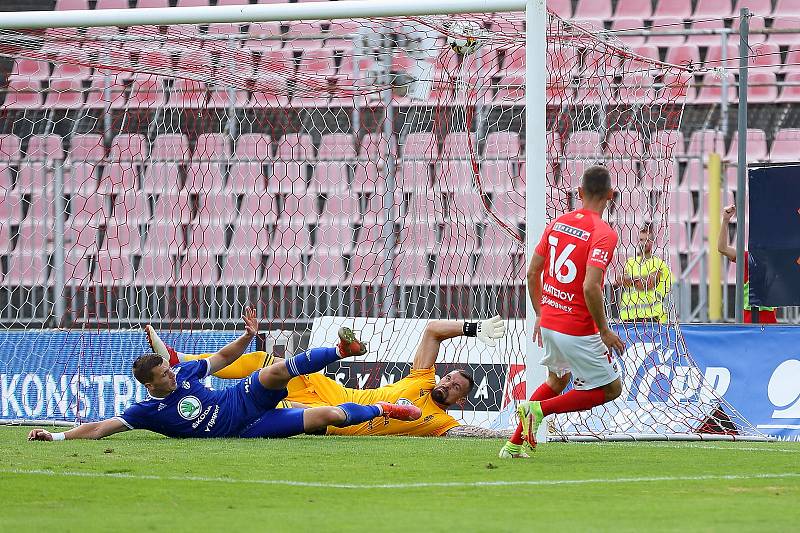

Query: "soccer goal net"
left=0, top=1, right=762, bottom=439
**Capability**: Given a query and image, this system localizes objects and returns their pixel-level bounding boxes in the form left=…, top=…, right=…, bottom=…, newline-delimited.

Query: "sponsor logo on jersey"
left=591, top=248, right=610, bottom=264
left=178, top=396, right=202, bottom=420
left=182, top=381, right=190, bottom=390
left=396, top=398, right=412, bottom=406
left=543, top=282, right=576, bottom=302
left=541, top=295, right=573, bottom=313
left=157, top=403, right=166, bottom=411
left=553, top=222, right=590, bottom=241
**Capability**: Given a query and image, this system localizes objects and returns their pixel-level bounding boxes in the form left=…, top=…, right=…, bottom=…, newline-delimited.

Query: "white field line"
left=0, top=469, right=799, bottom=489
left=587, top=443, right=800, bottom=454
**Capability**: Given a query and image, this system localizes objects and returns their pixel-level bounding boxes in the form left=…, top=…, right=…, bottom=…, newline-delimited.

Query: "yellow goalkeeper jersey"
left=285, top=367, right=460, bottom=437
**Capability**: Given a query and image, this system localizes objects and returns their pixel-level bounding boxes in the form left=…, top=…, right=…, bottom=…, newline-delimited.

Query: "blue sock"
left=336, top=402, right=381, bottom=426
left=284, top=347, right=339, bottom=377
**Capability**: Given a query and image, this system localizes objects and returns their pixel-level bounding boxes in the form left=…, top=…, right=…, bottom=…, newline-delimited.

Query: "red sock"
left=510, top=383, right=558, bottom=445
left=540, top=387, right=605, bottom=417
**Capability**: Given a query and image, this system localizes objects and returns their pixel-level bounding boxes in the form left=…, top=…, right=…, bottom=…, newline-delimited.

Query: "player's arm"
left=28, top=418, right=129, bottom=441
left=717, top=204, right=737, bottom=262
left=411, top=317, right=506, bottom=370
left=526, top=253, right=545, bottom=315
left=442, top=425, right=512, bottom=438
left=584, top=265, right=624, bottom=354
left=205, top=306, right=259, bottom=375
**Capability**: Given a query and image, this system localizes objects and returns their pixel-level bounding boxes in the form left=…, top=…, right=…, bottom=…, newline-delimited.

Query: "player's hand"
left=242, top=306, right=259, bottom=337
left=477, top=315, right=506, bottom=347
left=28, top=429, right=53, bottom=441
left=722, top=204, right=736, bottom=220
left=599, top=327, right=625, bottom=356
left=533, top=316, right=543, bottom=348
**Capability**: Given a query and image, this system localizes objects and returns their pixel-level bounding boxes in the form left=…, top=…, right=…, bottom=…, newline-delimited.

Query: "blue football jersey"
left=116, top=360, right=254, bottom=438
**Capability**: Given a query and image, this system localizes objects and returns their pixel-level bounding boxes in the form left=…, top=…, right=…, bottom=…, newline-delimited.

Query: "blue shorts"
left=238, top=408, right=306, bottom=438
left=232, top=370, right=305, bottom=438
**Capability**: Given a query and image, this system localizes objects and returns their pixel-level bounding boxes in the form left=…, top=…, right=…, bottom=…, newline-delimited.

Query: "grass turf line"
left=2, top=427, right=798, bottom=532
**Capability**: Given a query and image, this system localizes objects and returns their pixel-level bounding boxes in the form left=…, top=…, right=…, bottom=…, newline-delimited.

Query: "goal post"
left=0, top=1, right=766, bottom=440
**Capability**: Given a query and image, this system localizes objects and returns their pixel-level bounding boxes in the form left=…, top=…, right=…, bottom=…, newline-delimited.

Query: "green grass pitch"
left=1, top=427, right=799, bottom=532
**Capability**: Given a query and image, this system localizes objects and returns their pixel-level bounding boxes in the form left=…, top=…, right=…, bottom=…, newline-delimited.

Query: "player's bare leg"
left=258, top=327, right=367, bottom=390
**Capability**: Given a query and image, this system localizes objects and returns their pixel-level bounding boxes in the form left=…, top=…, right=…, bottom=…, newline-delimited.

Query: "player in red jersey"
left=499, top=165, right=626, bottom=458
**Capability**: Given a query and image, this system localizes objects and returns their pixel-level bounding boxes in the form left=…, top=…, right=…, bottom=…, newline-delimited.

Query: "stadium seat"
left=238, top=193, right=278, bottom=227
left=449, top=193, right=486, bottom=222
left=681, top=160, right=706, bottom=191
left=110, top=134, right=148, bottom=162
left=399, top=161, right=432, bottom=190
left=195, top=192, right=237, bottom=223
left=185, top=162, right=226, bottom=192
left=142, top=163, right=181, bottom=193
left=192, top=134, right=230, bottom=161
left=547, top=0, right=571, bottom=17
left=693, top=0, right=732, bottom=16
left=769, top=128, right=800, bottom=161
left=473, top=253, right=516, bottom=285
left=490, top=192, right=525, bottom=224
left=434, top=251, right=475, bottom=285
left=125, top=77, right=167, bottom=109
left=274, top=221, right=314, bottom=252
left=152, top=134, right=190, bottom=161
left=573, top=0, right=612, bottom=19
left=152, top=193, right=193, bottom=223
left=298, top=49, right=336, bottom=76
left=704, top=45, right=738, bottom=70
left=616, top=0, right=651, bottom=16
left=665, top=44, right=700, bottom=68
left=484, top=132, right=522, bottom=158
left=398, top=223, right=436, bottom=252
left=642, top=159, right=678, bottom=190
left=347, top=252, right=384, bottom=286
left=402, top=133, right=437, bottom=159
left=234, top=134, right=272, bottom=161
left=176, top=0, right=210, bottom=6
left=606, top=130, right=645, bottom=158
left=14, top=163, right=47, bottom=193
left=668, top=190, right=695, bottom=222
left=694, top=74, right=737, bottom=105
left=93, top=255, right=135, bottom=285
left=769, top=18, right=800, bottom=46
left=646, top=17, right=685, bottom=47
left=687, top=129, right=725, bottom=157
left=320, top=194, right=359, bottom=223
left=228, top=163, right=267, bottom=194
left=352, top=163, right=385, bottom=194
left=68, top=134, right=105, bottom=163
left=67, top=163, right=101, bottom=194
left=275, top=133, right=315, bottom=161
left=142, top=222, right=185, bottom=253
left=0, top=135, right=22, bottom=162
left=270, top=162, right=309, bottom=193
left=95, top=0, right=128, bottom=8
left=361, top=192, right=403, bottom=225
left=607, top=160, right=641, bottom=188
left=16, top=223, right=54, bottom=252
left=44, top=78, right=85, bottom=109
left=310, top=163, right=349, bottom=193
left=354, top=223, right=394, bottom=253
left=134, top=255, right=176, bottom=286
left=208, top=86, right=249, bottom=108
left=264, top=251, right=304, bottom=285
left=359, top=132, right=397, bottom=158
left=167, top=79, right=207, bottom=108
left=481, top=224, right=522, bottom=252
left=782, top=48, right=800, bottom=73
left=480, top=161, right=515, bottom=192
left=778, top=72, right=800, bottom=103
left=2, top=79, right=42, bottom=110
left=280, top=194, right=317, bottom=221
left=51, top=60, right=92, bottom=81
left=656, top=72, right=693, bottom=104
left=440, top=132, right=473, bottom=159
left=564, top=130, right=602, bottom=157
left=185, top=224, right=228, bottom=254
left=137, top=0, right=169, bottom=7
left=88, top=78, right=127, bottom=109
left=439, top=221, right=480, bottom=253
left=560, top=160, right=589, bottom=189
left=111, top=193, right=150, bottom=223
left=652, top=130, right=685, bottom=157
left=434, top=160, right=473, bottom=192
left=746, top=71, right=778, bottom=103
left=406, top=190, right=445, bottom=222
left=732, top=14, right=767, bottom=44
left=654, top=0, right=692, bottom=17
left=11, top=59, right=50, bottom=80
left=3, top=253, right=48, bottom=286
left=687, top=19, right=725, bottom=46
left=748, top=43, right=780, bottom=71
left=734, top=0, right=773, bottom=15
left=220, top=252, right=263, bottom=285
left=27, top=135, right=64, bottom=161
left=318, top=133, right=356, bottom=160
left=314, top=223, right=355, bottom=252
left=774, top=0, right=800, bottom=15
left=229, top=222, right=272, bottom=253
left=98, top=163, right=139, bottom=193
left=68, top=193, right=108, bottom=225
left=393, top=252, right=431, bottom=285
left=611, top=18, right=647, bottom=47
left=0, top=225, right=13, bottom=254
left=56, top=0, right=89, bottom=9
left=101, top=223, right=139, bottom=252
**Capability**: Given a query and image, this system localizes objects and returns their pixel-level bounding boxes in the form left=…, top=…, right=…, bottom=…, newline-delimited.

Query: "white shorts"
left=539, top=327, right=620, bottom=390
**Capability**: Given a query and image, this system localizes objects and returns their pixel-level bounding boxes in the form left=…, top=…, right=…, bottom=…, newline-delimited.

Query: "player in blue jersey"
left=27, top=307, right=421, bottom=442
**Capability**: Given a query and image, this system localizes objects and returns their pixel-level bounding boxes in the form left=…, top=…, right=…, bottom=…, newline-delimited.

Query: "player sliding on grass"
left=145, top=316, right=509, bottom=437
left=499, top=165, right=626, bottom=458
left=28, top=308, right=421, bottom=442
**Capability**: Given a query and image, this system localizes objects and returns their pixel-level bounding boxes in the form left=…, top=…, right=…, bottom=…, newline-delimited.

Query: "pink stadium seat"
left=89, top=78, right=127, bottom=109
left=310, top=163, right=348, bottom=193
left=668, top=190, right=695, bottom=222
left=220, top=252, right=263, bottom=285
left=681, top=159, right=707, bottom=191
left=3, top=253, right=48, bottom=286
left=234, top=134, right=272, bottom=161
left=347, top=252, right=384, bottom=285
left=270, top=162, right=309, bottom=193
left=185, top=162, right=226, bottom=192
left=264, top=251, right=304, bottom=285
left=185, top=224, right=227, bottom=253
left=142, top=163, right=181, bottom=193
left=15, top=222, right=53, bottom=253
left=439, top=221, right=479, bottom=253
left=354, top=223, right=394, bottom=253
left=769, top=18, right=800, bottom=46
left=66, top=163, right=101, bottom=193
left=694, top=0, right=733, bottom=16
left=359, top=133, right=397, bottom=158
left=779, top=72, right=800, bottom=103
left=0, top=225, right=12, bottom=254
left=607, top=160, right=640, bottom=187
left=394, top=253, right=431, bottom=285
left=361, top=192, right=402, bottom=224
left=168, top=79, right=207, bottom=108
left=69, top=134, right=105, bottom=162
left=136, top=0, right=169, bottom=7
left=93, top=255, right=134, bottom=285
left=98, top=163, right=139, bottom=193
left=769, top=129, right=800, bottom=161
left=435, top=160, right=473, bottom=192
left=314, top=223, right=354, bottom=252
left=490, top=192, right=525, bottom=223
left=433, top=252, right=474, bottom=285
left=748, top=42, right=780, bottom=71
left=110, top=134, right=148, bottom=161
left=134, top=255, right=176, bottom=286
left=480, top=161, right=515, bottom=192
left=56, top=0, right=89, bottom=9
left=27, top=135, right=64, bottom=161
left=734, top=0, right=773, bottom=14
left=238, top=193, right=278, bottom=226
left=318, top=134, right=356, bottom=160
left=143, top=222, right=184, bottom=253
left=484, top=132, right=522, bottom=158
left=271, top=222, right=311, bottom=251
left=398, top=223, right=436, bottom=252
left=176, top=0, right=210, bottom=6
left=320, top=194, right=359, bottom=223
left=656, top=72, right=693, bottom=104
left=611, top=18, right=647, bottom=47
left=481, top=224, right=522, bottom=252
left=694, top=74, right=736, bottom=104
left=228, top=163, right=267, bottom=193
left=299, top=49, right=336, bottom=76
left=573, top=0, right=612, bottom=19
left=774, top=0, right=800, bottom=15
left=606, top=130, right=645, bottom=158
left=494, top=75, right=525, bottom=103
left=152, top=193, right=193, bottom=223
left=782, top=48, right=800, bottom=73
left=12, top=59, right=50, bottom=80
left=616, top=0, right=651, bottom=17
left=151, top=134, right=189, bottom=161
left=641, top=159, right=678, bottom=190
left=687, top=129, right=725, bottom=157
left=0, top=135, right=21, bottom=162
left=560, top=159, right=589, bottom=189
left=732, top=14, right=766, bottom=44
left=406, top=190, right=445, bottom=222
left=402, top=133, right=437, bottom=158
left=280, top=193, right=317, bottom=221
left=111, top=193, right=150, bottom=223
left=473, top=253, right=516, bottom=285
left=229, top=223, right=272, bottom=253
left=51, top=61, right=92, bottom=81
left=125, top=77, right=167, bottom=109
left=400, top=161, right=432, bottom=190
left=95, top=0, right=128, bottom=8
left=652, top=130, right=685, bottom=157
left=101, top=223, right=138, bottom=252
left=646, top=17, right=685, bottom=47
left=196, top=192, right=237, bottom=223
left=69, top=193, right=108, bottom=224
left=449, top=193, right=486, bottom=222
left=15, top=163, right=49, bottom=193
left=665, top=44, right=700, bottom=68
left=2, top=79, right=42, bottom=110
left=565, top=130, right=602, bottom=157
left=275, top=133, right=315, bottom=160
left=352, top=163, right=385, bottom=193
left=704, top=45, right=738, bottom=69
left=44, top=78, right=85, bottom=109
left=193, top=134, right=230, bottom=161
left=687, top=19, right=725, bottom=46
left=208, top=87, right=249, bottom=108
left=441, top=132, right=473, bottom=159
left=746, top=71, right=778, bottom=103
left=547, top=0, right=572, bottom=17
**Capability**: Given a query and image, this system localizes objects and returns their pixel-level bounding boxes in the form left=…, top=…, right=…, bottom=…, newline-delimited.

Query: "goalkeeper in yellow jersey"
left=145, top=317, right=511, bottom=438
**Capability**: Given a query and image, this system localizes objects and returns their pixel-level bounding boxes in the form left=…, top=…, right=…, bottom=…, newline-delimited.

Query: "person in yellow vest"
left=618, top=223, right=674, bottom=323
left=144, top=316, right=512, bottom=438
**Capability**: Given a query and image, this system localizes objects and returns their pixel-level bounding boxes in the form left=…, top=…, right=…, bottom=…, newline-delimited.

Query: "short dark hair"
left=581, top=165, right=612, bottom=198
left=132, top=353, right=164, bottom=385
left=455, top=370, right=475, bottom=395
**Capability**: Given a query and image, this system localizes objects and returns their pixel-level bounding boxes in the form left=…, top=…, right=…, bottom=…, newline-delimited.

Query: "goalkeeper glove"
left=476, top=315, right=506, bottom=347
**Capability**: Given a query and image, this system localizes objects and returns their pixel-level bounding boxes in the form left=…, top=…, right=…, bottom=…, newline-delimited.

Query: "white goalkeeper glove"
left=476, top=315, right=506, bottom=347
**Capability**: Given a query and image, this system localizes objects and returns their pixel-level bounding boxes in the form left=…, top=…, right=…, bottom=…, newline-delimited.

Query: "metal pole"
left=53, top=161, right=66, bottom=325
left=735, top=7, right=750, bottom=323
left=380, top=30, right=398, bottom=317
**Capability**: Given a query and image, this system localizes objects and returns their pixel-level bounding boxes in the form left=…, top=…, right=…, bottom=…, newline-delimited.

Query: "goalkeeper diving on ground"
left=145, top=315, right=510, bottom=438
left=27, top=308, right=421, bottom=442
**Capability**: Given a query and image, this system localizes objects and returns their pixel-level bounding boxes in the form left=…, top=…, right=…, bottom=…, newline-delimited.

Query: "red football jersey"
left=534, top=208, right=618, bottom=336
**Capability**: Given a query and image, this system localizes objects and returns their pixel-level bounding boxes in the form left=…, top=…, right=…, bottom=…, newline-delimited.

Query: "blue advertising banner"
left=748, top=164, right=800, bottom=307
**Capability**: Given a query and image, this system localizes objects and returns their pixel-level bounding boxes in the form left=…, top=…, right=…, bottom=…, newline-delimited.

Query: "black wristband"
left=463, top=321, right=478, bottom=337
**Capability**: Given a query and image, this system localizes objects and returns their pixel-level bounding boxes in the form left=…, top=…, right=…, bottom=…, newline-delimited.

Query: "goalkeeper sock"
left=213, top=351, right=271, bottom=380
left=334, top=403, right=381, bottom=427
left=284, top=347, right=339, bottom=378
left=540, top=387, right=605, bottom=416
left=510, top=382, right=558, bottom=445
